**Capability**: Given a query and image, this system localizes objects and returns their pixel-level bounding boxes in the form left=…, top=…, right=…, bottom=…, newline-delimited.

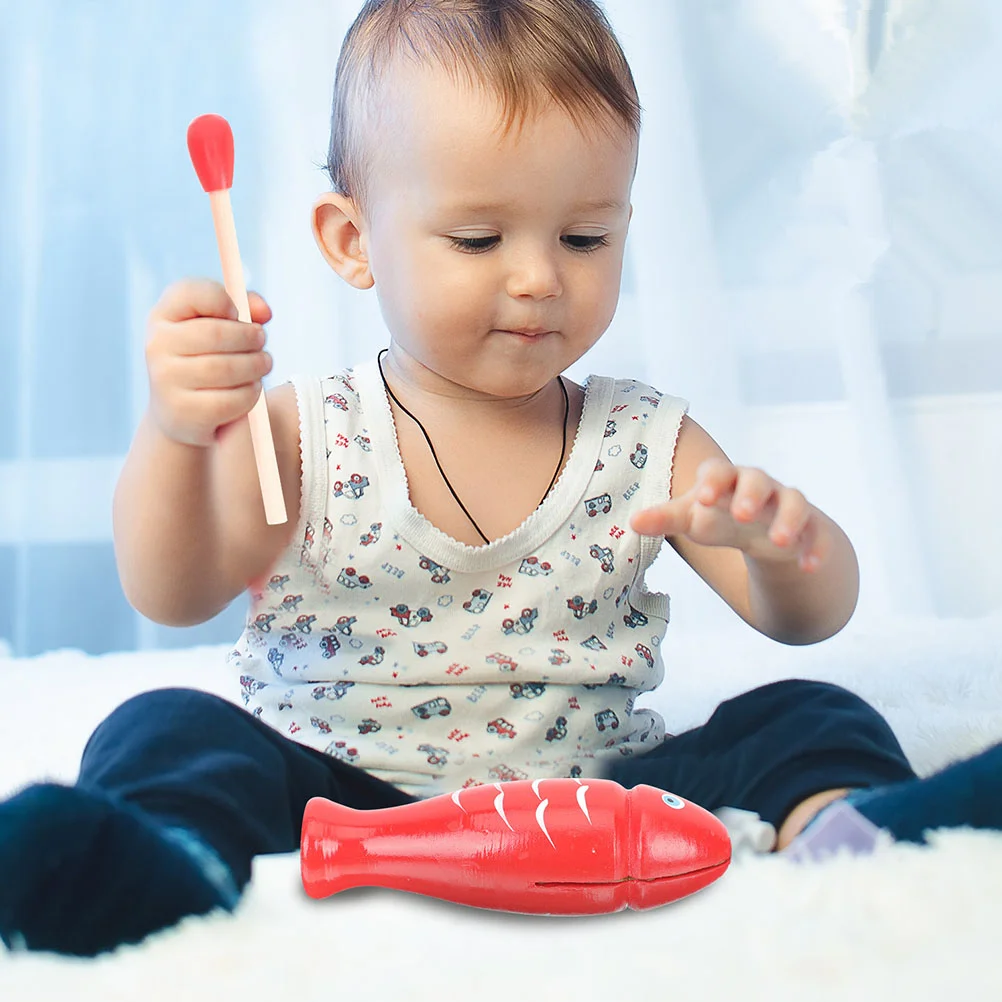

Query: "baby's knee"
left=82, top=688, right=233, bottom=757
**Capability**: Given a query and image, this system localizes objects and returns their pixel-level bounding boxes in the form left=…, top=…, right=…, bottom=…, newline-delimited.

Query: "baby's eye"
left=564, top=235, right=610, bottom=253
left=450, top=236, right=498, bottom=253
left=448, top=234, right=611, bottom=254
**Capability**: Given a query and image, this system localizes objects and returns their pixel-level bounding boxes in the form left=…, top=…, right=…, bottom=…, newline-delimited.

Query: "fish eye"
left=662, top=793, right=685, bottom=810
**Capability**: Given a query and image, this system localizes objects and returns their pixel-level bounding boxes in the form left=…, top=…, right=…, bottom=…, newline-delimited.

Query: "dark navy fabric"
left=75, top=678, right=917, bottom=884
left=606, top=678, right=917, bottom=827
left=76, top=688, right=418, bottom=890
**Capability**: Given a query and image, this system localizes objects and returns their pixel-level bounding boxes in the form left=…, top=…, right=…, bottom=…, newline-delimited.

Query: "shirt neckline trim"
left=351, top=357, right=614, bottom=572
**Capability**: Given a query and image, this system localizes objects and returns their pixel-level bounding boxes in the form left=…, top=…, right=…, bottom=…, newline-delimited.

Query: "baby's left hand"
left=630, top=458, right=829, bottom=572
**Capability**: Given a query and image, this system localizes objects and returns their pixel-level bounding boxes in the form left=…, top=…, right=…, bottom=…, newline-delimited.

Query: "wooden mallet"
left=186, top=113, right=287, bottom=525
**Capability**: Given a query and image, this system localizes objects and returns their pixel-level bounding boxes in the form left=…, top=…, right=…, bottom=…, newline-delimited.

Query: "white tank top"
left=226, top=358, right=688, bottom=798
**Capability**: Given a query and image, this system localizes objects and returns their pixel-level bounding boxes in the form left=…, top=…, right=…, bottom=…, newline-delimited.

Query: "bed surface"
left=1, top=614, right=1001, bottom=1000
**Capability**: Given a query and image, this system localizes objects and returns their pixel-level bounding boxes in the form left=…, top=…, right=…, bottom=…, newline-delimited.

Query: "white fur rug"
left=1, top=613, right=1001, bottom=1001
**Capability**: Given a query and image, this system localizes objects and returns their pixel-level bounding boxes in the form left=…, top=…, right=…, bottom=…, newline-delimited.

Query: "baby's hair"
left=326, top=0, right=642, bottom=220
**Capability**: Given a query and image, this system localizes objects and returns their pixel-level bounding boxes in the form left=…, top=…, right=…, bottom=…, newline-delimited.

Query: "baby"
left=1, top=0, right=999, bottom=959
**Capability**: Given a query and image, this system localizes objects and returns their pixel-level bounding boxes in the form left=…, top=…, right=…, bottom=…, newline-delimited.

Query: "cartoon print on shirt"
left=518, top=557, right=552, bottom=576
left=486, top=652, right=518, bottom=671
left=293, top=613, right=317, bottom=633
left=589, top=544, right=615, bottom=573
left=276, top=593, right=304, bottom=614
left=623, top=607, right=648, bottom=629
left=240, top=675, right=266, bottom=699
left=418, top=555, right=451, bottom=584
left=488, top=764, right=529, bottom=783
left=390, top=603, right=433, bottom=628
left=463, top=588, right=492, bottom=613
left=595, top=709, right=620, bottom=731
left=334, top=615, right=357, bottom=636
left=510, top=681, right=546, bottom=699
left=338, top=567, right=372, bottom=589
left=487, top=718, right=517, bottom=739
left=332, top=473, right=370, bottom=500
left=413, top=641, right=448, bottom=657
left=412, top=697, right=452, bottom=719
left=359, top=522, right=381, bottom=546
left=545, top=716, right=568, bottom=742
left=252, top=612, right=277, bottom=633
left=584, top=494, right=612, bottom=517
left=325, top=740, right=360, bottom=764
left=313, top=681, right=354, bottom=701
left=583, top=672, right=628, bottom=689
left=418, top=743, right=449, bottom=766
left=230, top=368, right=682, bottom=797
left=566, top=595, right=598, bottom=620
left=501, top=608, right=538, bottom=636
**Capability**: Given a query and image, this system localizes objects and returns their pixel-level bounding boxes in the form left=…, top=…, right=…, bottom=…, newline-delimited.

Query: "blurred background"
left=2, top=0, right=1001, bottom=658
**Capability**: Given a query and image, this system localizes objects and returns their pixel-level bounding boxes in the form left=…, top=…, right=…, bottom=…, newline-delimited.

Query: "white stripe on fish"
left=494, top=788, right=514, bottom=831
left=535, top=799, right=555, bottom=849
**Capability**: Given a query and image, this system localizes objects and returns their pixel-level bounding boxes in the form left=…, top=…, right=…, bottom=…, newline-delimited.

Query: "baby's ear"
left=312, top=193, right=374, bottom=290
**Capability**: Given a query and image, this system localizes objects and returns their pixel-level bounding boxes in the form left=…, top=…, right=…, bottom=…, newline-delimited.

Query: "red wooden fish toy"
left=301, top=777, right=730, bottom=914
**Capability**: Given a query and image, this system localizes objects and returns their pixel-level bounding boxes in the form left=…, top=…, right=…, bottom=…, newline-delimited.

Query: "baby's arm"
left=113, top=280, right=302, bottom=627
left=631, top=416, right=859, bottom=645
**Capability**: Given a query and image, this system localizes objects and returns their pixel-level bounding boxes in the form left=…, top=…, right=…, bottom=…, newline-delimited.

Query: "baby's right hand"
left=145, top=279, right=274, bottom=447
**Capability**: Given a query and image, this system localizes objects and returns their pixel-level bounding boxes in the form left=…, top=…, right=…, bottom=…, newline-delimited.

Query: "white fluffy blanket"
left=1, top=613, right=1001, bottom=1001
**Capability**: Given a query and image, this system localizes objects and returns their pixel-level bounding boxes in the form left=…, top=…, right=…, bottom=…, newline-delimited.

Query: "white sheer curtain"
left=2, top=0, right=1001, bottom=657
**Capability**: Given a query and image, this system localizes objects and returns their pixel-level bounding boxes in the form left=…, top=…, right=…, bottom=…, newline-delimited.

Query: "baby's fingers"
left=247, top=290, right=273, bottom=326
left=151, top=280, right=272, bottom=331
left=764, top=489, right=828, bottom=571
left=629, top=500, right=690, bottom=537
left=153, top=278, right=240, bottom=323
left=693, top=458, right=739, bottom=506
left=766, top=488, right=811, bottom=548
left=184, top=349, right=273, bottom=391
left=171, top=316, right=266, bottom=357
left=794, top=518, right=830, bottom=572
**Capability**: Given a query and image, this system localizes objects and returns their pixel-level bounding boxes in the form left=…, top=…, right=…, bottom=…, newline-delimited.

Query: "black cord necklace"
left=376, top=348, right=570, bottom=545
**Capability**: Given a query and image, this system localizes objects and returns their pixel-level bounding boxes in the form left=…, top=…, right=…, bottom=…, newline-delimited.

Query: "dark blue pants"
left=76, top=679, right=916, bottom=891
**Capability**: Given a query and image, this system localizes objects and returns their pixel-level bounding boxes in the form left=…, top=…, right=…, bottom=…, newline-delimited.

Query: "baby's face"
left=359, top=62, right=637, bottom=398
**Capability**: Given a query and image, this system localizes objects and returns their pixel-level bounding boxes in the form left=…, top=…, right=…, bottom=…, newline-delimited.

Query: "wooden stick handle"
left=208, top=189, right=287, bottom=525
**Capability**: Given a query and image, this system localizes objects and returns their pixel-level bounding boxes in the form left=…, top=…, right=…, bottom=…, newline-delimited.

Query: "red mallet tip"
left=187, top=114, right=234, bottom=193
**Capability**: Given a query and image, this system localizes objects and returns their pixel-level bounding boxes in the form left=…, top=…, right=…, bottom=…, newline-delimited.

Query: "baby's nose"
left=505, top=249, right=562, bottom=299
